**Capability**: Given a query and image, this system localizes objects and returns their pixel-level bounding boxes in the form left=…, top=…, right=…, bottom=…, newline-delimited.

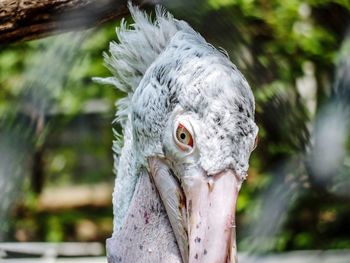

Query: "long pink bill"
left=149, top=157, right=241, bottom=263
left=182, top=168, right=241, bottom=263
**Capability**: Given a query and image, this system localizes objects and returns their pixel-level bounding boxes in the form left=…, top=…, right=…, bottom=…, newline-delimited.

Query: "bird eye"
left=175, top=123, right=193, bottom=150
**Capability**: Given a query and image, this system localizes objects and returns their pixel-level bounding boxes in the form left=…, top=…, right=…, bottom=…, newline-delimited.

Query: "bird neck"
left=108, top=120, right=181, bottom=262
left=111, top=121, right=140, bottom=233
left=107, top=169, right=182, bottom=262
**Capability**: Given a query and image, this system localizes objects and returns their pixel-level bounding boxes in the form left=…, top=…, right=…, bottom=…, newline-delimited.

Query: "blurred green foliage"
left=1, top=0, right=350, bottom=253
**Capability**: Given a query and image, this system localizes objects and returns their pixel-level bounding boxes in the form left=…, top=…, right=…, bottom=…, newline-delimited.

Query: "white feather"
left=94, top=3, right=193, bottom=126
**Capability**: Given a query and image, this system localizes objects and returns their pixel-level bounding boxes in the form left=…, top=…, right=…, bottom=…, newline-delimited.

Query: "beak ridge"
left=149, top=157, right=189, bottom=262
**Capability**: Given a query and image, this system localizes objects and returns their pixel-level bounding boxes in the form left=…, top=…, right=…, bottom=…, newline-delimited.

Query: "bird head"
left=97, top=5, right=258, bottom=263
left=131, top=31, right=258, bottom=263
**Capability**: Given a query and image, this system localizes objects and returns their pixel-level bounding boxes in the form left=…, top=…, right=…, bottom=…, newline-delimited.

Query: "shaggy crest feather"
left=94, top=4, right=193, bottom=127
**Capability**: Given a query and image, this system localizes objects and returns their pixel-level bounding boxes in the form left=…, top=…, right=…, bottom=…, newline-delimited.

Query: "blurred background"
left=1, top=0, right=350, bottom=261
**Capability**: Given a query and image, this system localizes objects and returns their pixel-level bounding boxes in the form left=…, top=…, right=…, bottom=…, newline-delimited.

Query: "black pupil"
left=180, top=133, right=186, bottom=140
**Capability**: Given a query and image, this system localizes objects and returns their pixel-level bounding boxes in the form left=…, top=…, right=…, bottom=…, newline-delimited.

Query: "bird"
left=95, top=4, right=258, bottom=263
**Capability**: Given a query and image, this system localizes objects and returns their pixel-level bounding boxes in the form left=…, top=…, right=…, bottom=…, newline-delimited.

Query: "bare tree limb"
left=0, top=0, right=149, bottom=44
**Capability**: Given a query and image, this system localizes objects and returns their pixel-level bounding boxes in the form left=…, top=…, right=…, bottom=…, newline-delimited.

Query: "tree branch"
left=0, top=0, right=149, bottom=44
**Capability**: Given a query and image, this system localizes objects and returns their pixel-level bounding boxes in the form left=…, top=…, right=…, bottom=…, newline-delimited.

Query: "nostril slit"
left=207, top=178, right=214, bottom=191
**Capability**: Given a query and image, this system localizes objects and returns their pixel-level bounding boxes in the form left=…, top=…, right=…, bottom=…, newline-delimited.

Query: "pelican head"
left=96, top=4, right=258, bottom=263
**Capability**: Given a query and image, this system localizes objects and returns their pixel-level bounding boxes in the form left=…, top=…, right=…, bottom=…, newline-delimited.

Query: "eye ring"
left=174, top=122, right=194, bottom=151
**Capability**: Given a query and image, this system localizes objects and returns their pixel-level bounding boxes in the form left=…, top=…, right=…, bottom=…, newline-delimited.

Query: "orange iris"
left=176, top=123, right=193, bottom=149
